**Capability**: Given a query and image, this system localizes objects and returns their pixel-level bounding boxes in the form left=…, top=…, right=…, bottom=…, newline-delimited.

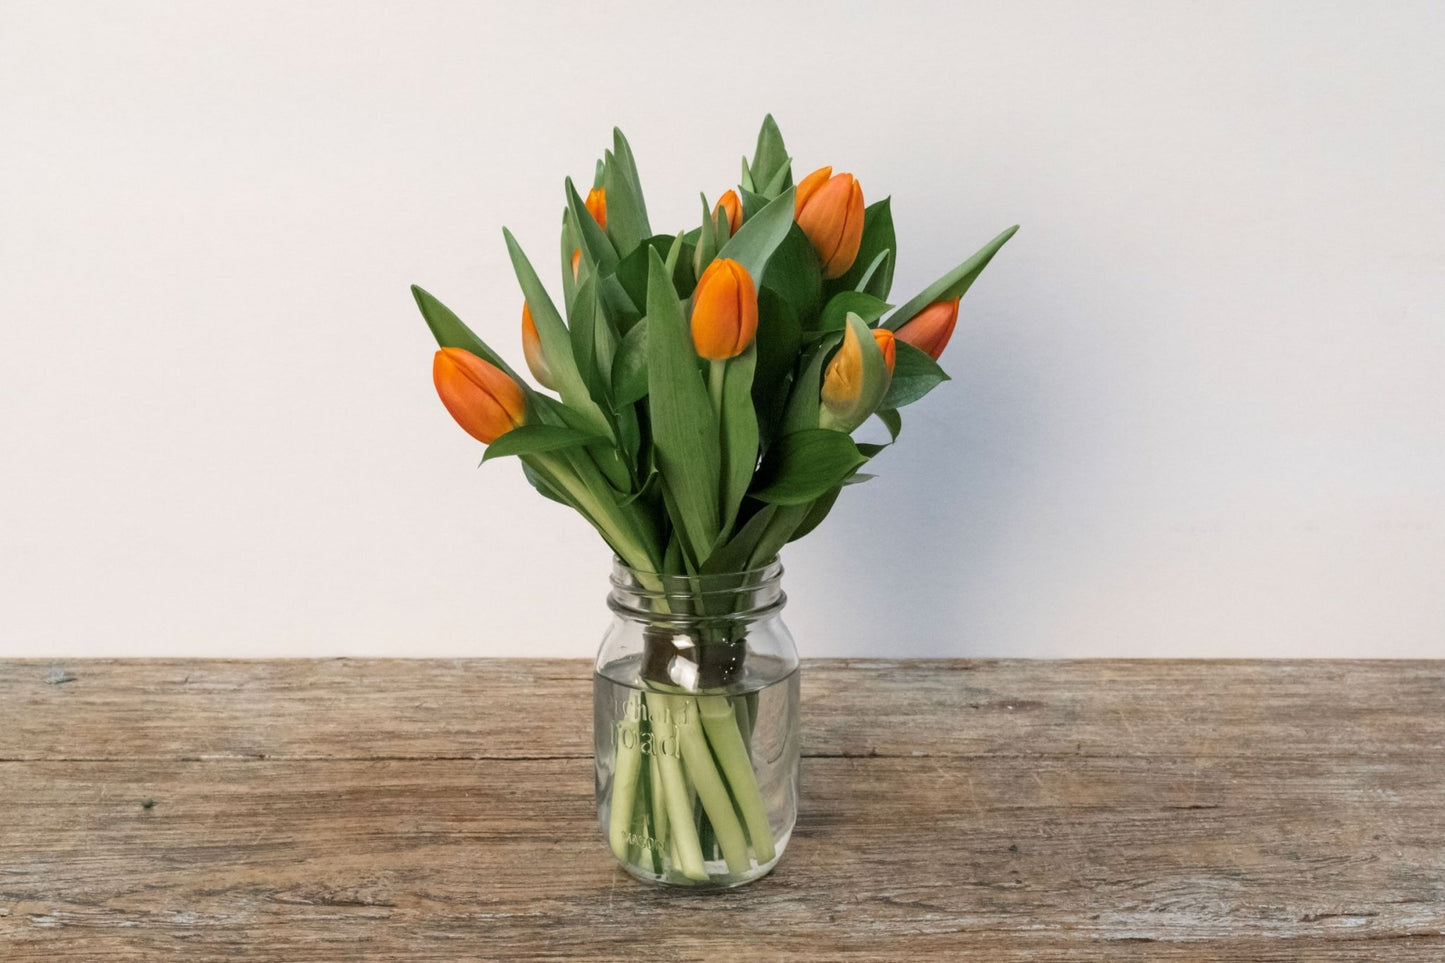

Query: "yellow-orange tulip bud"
left=873, top=328, right=896, bottom=374
left=585, top=187, right=607, bottom=231
left=821, top=322, right=865, bottom=410
left=433, top=347, right=526, bottom=445
left=570, top=248, right=582, bottom=280
left=895, top=298, right=960, bottom=360
left=520, top=302, right=558, bottom=391
left=794, top=166, right=865, bottom=279
left=714, top=189, right=742, bottom=235
left=820, top=317, right=894, bottom=432
left=690, top=258, right=758, bottom=361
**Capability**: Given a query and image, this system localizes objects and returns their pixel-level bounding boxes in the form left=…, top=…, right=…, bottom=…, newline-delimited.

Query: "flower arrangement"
left=413, top=115, right=1015, bottom=885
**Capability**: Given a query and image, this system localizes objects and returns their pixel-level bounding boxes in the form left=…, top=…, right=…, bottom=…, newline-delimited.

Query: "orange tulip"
left=690, top=258, right=758, bottom=361
left=895, top=298, right=960, bottom=360
left=585, top=187, right=607, bottom=231
left=433, top=347, right=526, bottom=444
left=714, top=190, right=742, bottom=235
left=520, top=302, right=558, bottom=391
left=570, top=248, right=582, bottom=279
left=873, top=328, right=896, bottom=374
left=794, top=166, right=864, bottom=279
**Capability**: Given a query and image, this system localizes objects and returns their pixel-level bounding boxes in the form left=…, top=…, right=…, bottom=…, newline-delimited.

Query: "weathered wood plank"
left=1, top=659, right=1441, bottom=761
left=1, top=658, right=1442, bottom=960
left=1, top=756, right=1443, bottom=960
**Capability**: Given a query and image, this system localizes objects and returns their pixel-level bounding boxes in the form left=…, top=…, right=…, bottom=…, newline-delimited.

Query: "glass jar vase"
left=593, top=558, right=800, bottom=888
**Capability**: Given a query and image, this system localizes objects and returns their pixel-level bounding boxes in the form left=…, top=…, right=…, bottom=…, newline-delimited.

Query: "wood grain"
left=1, top=659, right=1442, bottom=961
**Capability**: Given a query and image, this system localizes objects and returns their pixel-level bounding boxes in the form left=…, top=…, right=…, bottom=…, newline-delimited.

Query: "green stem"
left=663, top=693, right=750, bottom=874
left=646, top=692, right=708, bottom=880
left=698, top=695, right=776, bottom=863
left=607, top=693, right=643, bottom=862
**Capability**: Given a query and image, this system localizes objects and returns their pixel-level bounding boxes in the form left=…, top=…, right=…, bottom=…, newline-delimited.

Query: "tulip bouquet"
left=415, top=115, right=1014, bottom=885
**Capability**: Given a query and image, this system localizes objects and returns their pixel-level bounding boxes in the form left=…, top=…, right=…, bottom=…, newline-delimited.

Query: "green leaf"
left=760, top=223, right=823, bottom=321
left=885, top=225, right=1019, bottom=330
left=787, top=485, right=841, bottom=544
left=718, top=344, right=759, bottom=536
left=522, top=459, right=570, bottom=506
left=876, top=407, right=902, bottom=441
left=749, top=114, right=792, bottom=199
left=645, top=248, right=720, bottom=564
left=565, top=177, right=619, bottom=272
left=604, top=128, right=652, bottom=251
left=752, top=287, right=802, bottom=446
left=616, top=235, right=693, bottom=314
left=881, top=339, right=951, bottom=409
left=411, top=286, right=523, bottom=382
left=818, top=290, right=891, bottom=333
left=780, top=336, right=837, bottom=436
left=751, top=429, right=866, bottom=505
left=717, top=187, right=797, bottom=284
left=501, top=229, right=612, bottom=437
left=481, top=424, right=606, bottom=463
left=569, top=274, right=605, bottom=403
left=611, top=318, right=649, bottom=406
left=834, top=199, right=896, bottom=299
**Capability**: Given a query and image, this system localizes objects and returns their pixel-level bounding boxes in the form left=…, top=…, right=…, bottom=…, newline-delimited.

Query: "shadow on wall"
left=792, top=302, right=1061, bottom=657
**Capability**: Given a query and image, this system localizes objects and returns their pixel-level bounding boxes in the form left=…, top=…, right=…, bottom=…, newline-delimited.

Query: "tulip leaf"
left=718, top=343, right=759, bottom=536
left=502, top=229, right=613, bottom=438
left=835, top=199, right=896, bottom=299
left=565, top=177, right=619, bottom=272
left=884, top=224, right=1019, bottom=330
left=760, top=223, right=822, bottom=322
left=749, top=114, right=792, bottom=199
left=876, top=406, right=903, bottom=441
left=521, top=459, right=571, bottom=507
left=611, top=318, right=649, bottom=407
left=569, top=274, right=606, bottom=403
left=780, top=334, right=838, bottom=436
left=751, top=429, right=866, bottom=506
left=881, top=339, right=950, bottom=410
left=411, top=285, right=523, bottom=383
left=616, top=236, right=693, bottom=319
left=854, top=249, right=891, bottom=297
left=645, top=247, right=720, bottom=565
left=738, top=187, right=771, bottom=220
left=818, top=291, right=891, bottom=333
left=752, top=287, right=802, bottom=447
left=716, top=187, right=796, bottom=285
left=603, top=128, right=652, bottom=251
left=786, top=485, right=842, bottom=545
left=481, top=424, right=607, bottom=463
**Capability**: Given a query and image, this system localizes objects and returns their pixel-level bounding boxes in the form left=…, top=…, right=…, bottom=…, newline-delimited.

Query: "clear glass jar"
left=593, top=558, right=800, bottom=888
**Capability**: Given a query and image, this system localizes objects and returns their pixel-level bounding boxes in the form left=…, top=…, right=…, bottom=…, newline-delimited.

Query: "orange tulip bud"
left=820, top=316, right=894, bottom=432
left=433, top=347, right=526, bottom=445
left=794, top=166, right=865, bottom=279
left=873, top=328, right=896, bottom=374
left=585, top=187, right=607, bottom=231
left=895, top=298, right=960, bottom=360
left=714, top=189, right=742, bottom=235
left=570, top=248, right=582, bottom=280
left=520, top=302, right=558, bottom=391
left=690, top=258, right=759, bottom=361
left=821, top=322, right=865, bottom=410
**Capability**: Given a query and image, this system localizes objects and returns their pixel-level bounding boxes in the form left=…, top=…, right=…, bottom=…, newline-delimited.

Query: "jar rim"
left=610, top=555, right=782, bottom=585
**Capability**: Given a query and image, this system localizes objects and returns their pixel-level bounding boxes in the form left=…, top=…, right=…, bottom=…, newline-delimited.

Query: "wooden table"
left=1, top=659, right=1442, bottom=960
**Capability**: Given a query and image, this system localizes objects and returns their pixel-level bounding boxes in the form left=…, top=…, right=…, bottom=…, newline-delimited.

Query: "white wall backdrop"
left=2, top=1, right=1442, bottom=658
